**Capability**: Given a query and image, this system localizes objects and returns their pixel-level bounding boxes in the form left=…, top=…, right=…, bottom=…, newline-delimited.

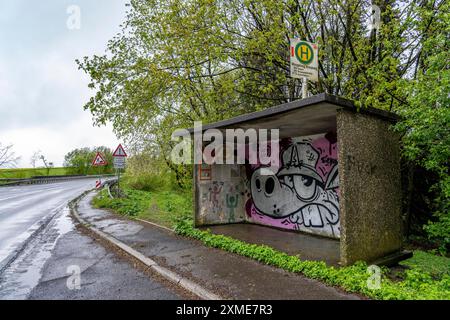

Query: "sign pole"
left=117, top=168, right=120, bottom=197
left=302, top=77, right=308, bottom=99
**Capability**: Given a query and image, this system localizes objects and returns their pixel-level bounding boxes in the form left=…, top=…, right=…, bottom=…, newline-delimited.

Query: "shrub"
left=124, top=173, right=169, bottom=192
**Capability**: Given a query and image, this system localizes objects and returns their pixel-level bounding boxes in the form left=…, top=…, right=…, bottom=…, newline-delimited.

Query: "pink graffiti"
left=311, top=135, right=338, bottom=182
left=245, top=200, right=297, bottom=229
left=246, top=133, right=339, bottom=232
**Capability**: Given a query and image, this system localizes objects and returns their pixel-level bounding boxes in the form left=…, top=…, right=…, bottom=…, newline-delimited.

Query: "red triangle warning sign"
left=92, top=152, right=107, bottom=166
left=113, top=144, right=127, bottom=157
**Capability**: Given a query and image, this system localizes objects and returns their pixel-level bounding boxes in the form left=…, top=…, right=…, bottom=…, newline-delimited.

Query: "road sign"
left=290, top=39, right=318, bottom=82
left=113, top=144, right=127, bottom=157
left=96, top=179, right=102, bottom=189
left=112, top=144, right=127, bottom=196
left=113, top=157, right=126, bottom=169
left=92, top=152, right=107, bottom=166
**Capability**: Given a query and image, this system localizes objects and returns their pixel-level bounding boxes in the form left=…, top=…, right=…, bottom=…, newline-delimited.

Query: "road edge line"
left=70, top=191, right=221, bottom=300
left=0, top=203, right=66, bottom=274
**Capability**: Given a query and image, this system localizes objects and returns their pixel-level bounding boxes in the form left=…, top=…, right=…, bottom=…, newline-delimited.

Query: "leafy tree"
left=394, top=1, right=449, bottom=253
left=77, top=0, right=406, bottom=180
left=78, top=0, right=448, bottom=248
left=76, top=0, right=427, bottom=159
left=64, top=146, right=114, bottom=175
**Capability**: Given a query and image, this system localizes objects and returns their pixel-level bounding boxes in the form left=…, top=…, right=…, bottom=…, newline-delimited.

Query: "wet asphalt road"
left=0, top=180, right=183, bottom=299
left=0, top=179, right=99, bottom=268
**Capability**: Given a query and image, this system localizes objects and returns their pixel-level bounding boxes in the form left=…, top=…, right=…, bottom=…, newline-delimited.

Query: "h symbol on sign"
left=300, top=46, right=309, bottom=60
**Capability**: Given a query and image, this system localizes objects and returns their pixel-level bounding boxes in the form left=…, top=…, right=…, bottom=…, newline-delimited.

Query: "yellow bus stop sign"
left=290, top=39, right=318, bottom=82
left=295, top=42, right=314, bottom=65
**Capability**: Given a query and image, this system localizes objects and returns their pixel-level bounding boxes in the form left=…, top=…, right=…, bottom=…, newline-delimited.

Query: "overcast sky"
left=0, top=0, right=128, bottom=167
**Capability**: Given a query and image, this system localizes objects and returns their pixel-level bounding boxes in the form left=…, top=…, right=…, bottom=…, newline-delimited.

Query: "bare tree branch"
left=0, top=143, right=20, bottom=168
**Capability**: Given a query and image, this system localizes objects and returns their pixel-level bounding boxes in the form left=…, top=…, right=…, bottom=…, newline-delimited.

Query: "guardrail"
left=0, top=174, right=116, bottom=187
left=104, top=178, right=118, bottom=198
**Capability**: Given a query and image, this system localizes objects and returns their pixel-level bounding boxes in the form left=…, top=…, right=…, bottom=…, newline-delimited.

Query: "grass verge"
left=92, top=187, right=192, bottom=228
left=0, top=167, right=113, bottom=179
left=0, top=167, right=71, bottom=179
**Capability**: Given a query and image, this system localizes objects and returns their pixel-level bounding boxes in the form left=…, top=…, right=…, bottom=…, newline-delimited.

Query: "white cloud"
left=1, top=116, right=119, bottom=168
left=0, top=0, right=128, bottom=168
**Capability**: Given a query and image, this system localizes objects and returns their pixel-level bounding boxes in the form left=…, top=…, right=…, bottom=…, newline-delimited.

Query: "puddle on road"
left=0, top=207, right=75, bottom=300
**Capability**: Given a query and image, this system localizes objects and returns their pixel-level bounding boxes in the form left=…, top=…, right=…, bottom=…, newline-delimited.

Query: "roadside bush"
left=124, top=172, right=169, bottom=192
left=424, top=205, right=450, bottom=256
left=123, top=151, right=191, bottom=192
left=93, top=189, right=142, bottom=216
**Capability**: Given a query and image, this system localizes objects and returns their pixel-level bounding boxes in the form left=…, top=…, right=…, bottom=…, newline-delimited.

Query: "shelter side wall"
left=337, top=110, right=403, bottom=265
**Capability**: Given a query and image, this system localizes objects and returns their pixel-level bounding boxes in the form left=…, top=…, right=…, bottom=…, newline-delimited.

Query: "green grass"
left=92, top=186, right=450, bottom=300
left=0, top=167, right=72, bottom=179
left=0, top=167, right=114, bottom=179
left=92, top=187, right=192, bottom=228
left=400, top=250, right=450, bottom=279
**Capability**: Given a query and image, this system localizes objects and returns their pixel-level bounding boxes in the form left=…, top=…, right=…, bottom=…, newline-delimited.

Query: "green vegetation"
left=174, top=220, right=450, bottom=300
left=0, top=166, right=113, bottom=179
left=75, top=0, right=449, bottom=300
left=393, top=5, right=450, bottom=253
left=0, top=167, right=74, bottom=179
left=400, top=250, right=450, bottom=280
left=92, top=156, right=193, bottom=227
left=92, top=187, right=192, bottom=228
left=78, top=0, right=449, bottom=253
left=93, top=185, right=450, bottom=300
left=64, top=146, right=115, bottom=175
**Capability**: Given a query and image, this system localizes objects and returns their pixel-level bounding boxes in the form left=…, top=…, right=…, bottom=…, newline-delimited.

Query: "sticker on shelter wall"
left=230, top=164, right=240, bottom=178
left=245, top=132, right=340, bottom=238
left=199, top=163, right=212, bottom=180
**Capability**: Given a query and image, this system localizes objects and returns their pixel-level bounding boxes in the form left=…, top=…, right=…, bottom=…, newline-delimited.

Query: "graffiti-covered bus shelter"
left=188, top=93, right=409, bottom=266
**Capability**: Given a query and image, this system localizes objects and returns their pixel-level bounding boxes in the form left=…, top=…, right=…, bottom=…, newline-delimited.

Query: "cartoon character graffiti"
left=226, top=193, right=239, bottom=223
left=201, top=181, right=243, bottom=223
left=250, top=142, right=340, bottom=237
left=209, top=182, right=223, bottom=209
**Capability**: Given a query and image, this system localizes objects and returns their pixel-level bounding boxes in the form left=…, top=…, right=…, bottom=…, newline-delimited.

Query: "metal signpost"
left=112, top=144, right=127, bottom=196
left=289, top=39, right=319, bottom=98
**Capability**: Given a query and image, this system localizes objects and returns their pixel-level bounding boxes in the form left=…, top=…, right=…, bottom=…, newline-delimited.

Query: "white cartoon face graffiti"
left=250, top=142, right=340, bottom=237
left=251, top=169, right=301, bottom=217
